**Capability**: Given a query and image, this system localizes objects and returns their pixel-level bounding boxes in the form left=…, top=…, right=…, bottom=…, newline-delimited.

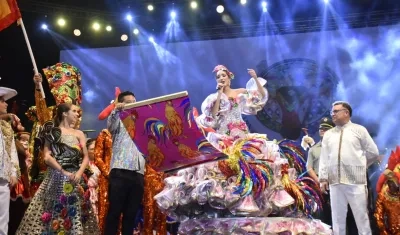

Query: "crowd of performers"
left=0, top=62, right=398, bottom=235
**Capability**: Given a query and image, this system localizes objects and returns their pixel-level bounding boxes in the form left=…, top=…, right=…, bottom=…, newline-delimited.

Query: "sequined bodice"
left=61, top=134, right=80, bottom=148
left=216, top=98, right=249, bottom=136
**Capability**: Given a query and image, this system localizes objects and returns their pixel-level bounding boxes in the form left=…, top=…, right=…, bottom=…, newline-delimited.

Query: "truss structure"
left=19, top=0, right=400, bottom=42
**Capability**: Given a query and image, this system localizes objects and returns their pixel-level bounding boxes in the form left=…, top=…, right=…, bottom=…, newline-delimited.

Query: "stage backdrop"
left=60, top=25, right=400, bottom=147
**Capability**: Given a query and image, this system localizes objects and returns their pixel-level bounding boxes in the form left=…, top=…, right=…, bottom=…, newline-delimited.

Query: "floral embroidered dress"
left=16, top=121, right=100, bottom=235
left=197, top=77, right=285, bottom=197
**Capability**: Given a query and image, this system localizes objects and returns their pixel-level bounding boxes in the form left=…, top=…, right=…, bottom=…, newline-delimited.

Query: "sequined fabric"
left=107, top=110, right=145, bottom=174
left=16, top=121, right=100, bottom=234
left=27, top=90, right=54, bottom=195
left=93, top=129, right=112, bottom=233
left=0, top=120, right=19, bottom=181
left=143, top=165, right=166, bottom=235
left=374, top=187, right=400, bottom=235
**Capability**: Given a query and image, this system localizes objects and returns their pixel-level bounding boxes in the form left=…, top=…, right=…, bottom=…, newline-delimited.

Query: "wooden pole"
left=18, top=18, right=46, bottom=98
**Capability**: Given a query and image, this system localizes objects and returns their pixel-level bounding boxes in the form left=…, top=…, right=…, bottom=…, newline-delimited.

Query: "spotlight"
left=323, top=0, right=329, bottom=3
left=92, top=22, right=100, bottom=31
left=170, top=11, right=176, bottom=19
left=261, top=1, right=267, bottom=8
left=133, top=28, right=139, bottom=35
left=190, top=1, right=198, bottom=9
left=262, top=7, right=268, bottom=12
left=57, top=18, right=66, bottom=26
left=126, top=14, right=133, bottom=21
left=240, top=0, right=247, bottom=4
left=106, top=25, right=112, bottom=31
left=41, top=24, right=48, bottom=30
left=148, top=4, right=154, bottom=11
left=149, top=36, right=154, bottom=43
left=74, top=29, right=81, bottom=36
left=121, top=34, right=128, bottom=41
left=216, top=5, right=224, bottom=13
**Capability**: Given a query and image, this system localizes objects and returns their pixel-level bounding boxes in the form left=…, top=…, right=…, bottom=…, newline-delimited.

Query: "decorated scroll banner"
left=119, top=91, right=226, bottom=172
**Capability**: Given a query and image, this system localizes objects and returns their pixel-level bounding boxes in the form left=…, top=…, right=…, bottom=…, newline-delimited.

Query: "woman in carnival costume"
left=374, top=147, right=400, bottom=235
left=154, top=65, right=327, bottom=234
left=16, top=103, right=100, bottom=234
left=27, top=63, right=83, bottom=196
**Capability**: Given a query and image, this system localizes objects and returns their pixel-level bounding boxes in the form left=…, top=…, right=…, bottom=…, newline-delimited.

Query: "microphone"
left=216, top=81, right=225, bottom=90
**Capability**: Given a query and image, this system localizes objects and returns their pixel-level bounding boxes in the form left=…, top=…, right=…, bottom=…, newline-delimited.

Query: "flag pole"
left=17, top=18, right=46, bottom=98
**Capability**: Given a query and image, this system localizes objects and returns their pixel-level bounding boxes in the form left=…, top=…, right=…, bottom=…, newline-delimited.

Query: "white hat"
left=0, top=87, right=17, bottom=101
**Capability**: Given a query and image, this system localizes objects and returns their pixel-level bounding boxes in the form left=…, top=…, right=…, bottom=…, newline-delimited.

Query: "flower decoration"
left=51, top=220, right=60, bottom=231
left=57, top=231, right=65, bottom=235
left=41, top=212, right=52, bottom=224
left=212, top=65, right=235, bottom=79
left=53, top=203, right=64, bottom=213
left=59, top=195, right=67, bottom=205
left=63, top=218, right=72, bottom=231
left=67, top=195, right=77, bottom=205
left=63, top=183, right=74, bottom=194
left=68, top=207, right=77, bottom=217
left=60, top=208, right=68, bottom=218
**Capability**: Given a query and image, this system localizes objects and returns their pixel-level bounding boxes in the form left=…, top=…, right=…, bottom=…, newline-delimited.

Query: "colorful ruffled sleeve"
left=94, top=130, right=112, bottom=177
left=196, top=93, right=231, bottom=128
left=238, top=77, right=268, bottom=115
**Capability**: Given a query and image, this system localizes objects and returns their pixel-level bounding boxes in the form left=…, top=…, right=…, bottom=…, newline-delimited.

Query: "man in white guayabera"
left=319, top=101, right=379, bottom=235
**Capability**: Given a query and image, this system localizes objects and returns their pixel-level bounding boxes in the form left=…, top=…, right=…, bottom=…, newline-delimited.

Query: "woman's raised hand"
left=247, top=69, right=257, bottom=79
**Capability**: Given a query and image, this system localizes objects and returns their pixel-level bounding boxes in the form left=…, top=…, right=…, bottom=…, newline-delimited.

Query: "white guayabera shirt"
left=319, top=121, right=379, bottom=185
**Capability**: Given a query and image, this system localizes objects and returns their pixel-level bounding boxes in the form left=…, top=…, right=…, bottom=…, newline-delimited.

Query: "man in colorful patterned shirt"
left=104, top=91, right=145, bottom=235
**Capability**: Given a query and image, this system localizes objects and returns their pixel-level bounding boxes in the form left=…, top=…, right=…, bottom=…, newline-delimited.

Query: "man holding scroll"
left=105, top=91, right=146, bottom=235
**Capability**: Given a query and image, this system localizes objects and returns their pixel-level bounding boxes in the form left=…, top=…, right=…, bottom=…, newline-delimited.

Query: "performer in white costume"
left=319, top=101, right=379, bottom=235
left=0, top=87, right=19, bottom=235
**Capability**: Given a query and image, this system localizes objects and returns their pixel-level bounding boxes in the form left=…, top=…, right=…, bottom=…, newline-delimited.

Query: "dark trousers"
left=321, top=193, right=332, bottom=226
left=104, top=169, right=144, bottom=235
left=8, top=198, right=28, bottom=235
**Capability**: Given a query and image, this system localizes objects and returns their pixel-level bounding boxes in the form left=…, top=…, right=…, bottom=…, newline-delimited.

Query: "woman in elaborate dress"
left=197, top=65, right=279, bottom=196
left=154, top=65, right=326, bottom=234
left=16, top=103, right=100, bottom=234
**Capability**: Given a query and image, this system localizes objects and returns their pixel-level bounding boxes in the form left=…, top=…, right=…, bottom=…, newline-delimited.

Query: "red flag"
left=0, top=0, right=21, bottom=31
